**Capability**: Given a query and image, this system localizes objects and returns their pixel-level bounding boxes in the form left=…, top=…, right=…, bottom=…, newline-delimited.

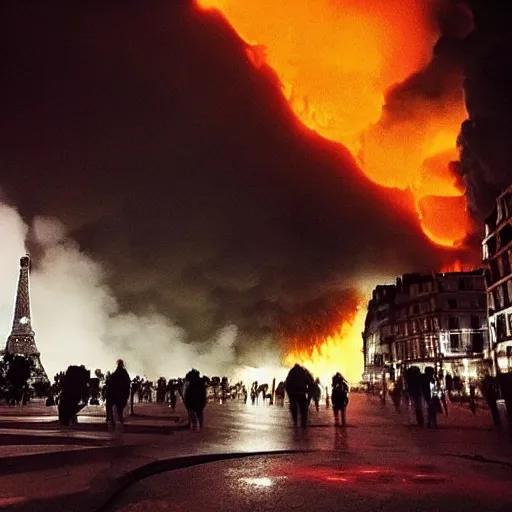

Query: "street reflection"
left=240, top=477, right=274, bottom=487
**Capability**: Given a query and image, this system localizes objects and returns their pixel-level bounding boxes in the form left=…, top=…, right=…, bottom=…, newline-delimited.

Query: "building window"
left=497, top=314, right=507, bottom=341
left=488, top=236, right=497, bottom=256
left=497, top=257, right=504, bottom=279
left=504, top=283, right=511, bottom=307
left=490, top=261, right=499, bottom=283
left=507, top=281, right=512, bottom=307
left=449, top=316, right=459, bottom=330
left=494, top=287, right=505, bottom=310
left=471, top=332, right=484, bottom=353
left=488, top=292, right=495, bottom=311
left=433, top=317, right=440, bottom=330
left=503, top=254, right=511, bottom=276
left=448, top=299, right=457, bottom=309
left=471, top=297, right=485, bottom=309
left=499, top=224, right=512, bottom=249
left=470, top=315, right=480, bottom=329
left=450, top=333, right=460, bottom=350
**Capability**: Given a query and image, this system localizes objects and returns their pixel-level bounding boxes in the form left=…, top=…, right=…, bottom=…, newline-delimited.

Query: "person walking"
left=331, top=373, right=349, bottom=426
left=106, top=359, right=131, bottom=434
left=183, top=369, right=207, bottom=431
left=481, top=373, right=500, bottom=426
left=469, top=383, right=477, bottom=415
left=311, top=378, right=322, bottom=412
left=422, top=367, right=438, bottom=428
left=405, top=366, right=424, bottom=426
left=285, top=364, right=314, bottom=427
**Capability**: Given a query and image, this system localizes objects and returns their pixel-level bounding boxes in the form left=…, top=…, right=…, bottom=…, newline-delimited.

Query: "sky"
left=0, top=0, right=511, bottom=381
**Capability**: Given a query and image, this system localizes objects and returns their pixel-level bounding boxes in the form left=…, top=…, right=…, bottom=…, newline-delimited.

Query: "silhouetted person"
left=169, top=385, right=177, bottom=411
left=183, top=369, right=207, bottom=431
left=481, top=374, right=500, bottom=426
left=469, top=383, right=477, bottom=415
left=311, top=378, right=321, bottom=412
left=437, top=371, right=448, bottom=415
left=405, top=366, right=424, bottom=426
left=390, top=376, right=403, bottom=411
left=285, top=364, right=314, bottom=427
left=106, top=359, right=131, bottom=427
left=422, top=367, right=438, bottom=428
left=331, top=373, right=349, bottom=426
left=445, top=373, right=454, bottom=401
left=130, top=376, right=142, bottom=416
left=58, top=365, right=90, bottom=426
left=275, top=382, right=285, bottom=406
left=250, top=381, right=258, bottom=405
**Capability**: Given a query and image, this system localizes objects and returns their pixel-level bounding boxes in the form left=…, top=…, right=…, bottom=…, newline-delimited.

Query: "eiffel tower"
left=4, top=255, right=48, bottom=383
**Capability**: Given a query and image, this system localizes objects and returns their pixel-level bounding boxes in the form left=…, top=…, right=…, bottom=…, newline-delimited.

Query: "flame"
left=440, top=259, right=477, bottom=273
left=195, top=0, right=471, bottom=247
left=283, top=306, right=365, bottom=384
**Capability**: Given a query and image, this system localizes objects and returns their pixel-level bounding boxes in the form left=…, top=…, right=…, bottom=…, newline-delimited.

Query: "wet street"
left=4, top=394, right=512, bottom=512
left=108, top=394, right=512, bottom=512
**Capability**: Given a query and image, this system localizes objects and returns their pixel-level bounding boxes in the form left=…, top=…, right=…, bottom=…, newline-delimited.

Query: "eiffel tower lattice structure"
left=4, top=255, right=48, bottom=383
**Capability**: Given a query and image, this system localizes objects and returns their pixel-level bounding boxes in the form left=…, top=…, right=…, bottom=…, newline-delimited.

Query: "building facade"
left=363, top=271, right=488, bottom=386
left=362, top=285, right=396, bottom=383
left=483, top=184, right=512, bottom=374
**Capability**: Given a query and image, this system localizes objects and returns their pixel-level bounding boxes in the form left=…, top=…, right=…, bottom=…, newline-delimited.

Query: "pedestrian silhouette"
left=183, top=369, right=207, bottom=431
left=311, top=378, right=322, bottom=412
left=331, top=373, right=349, bottom=426
left=481, top=374, right=500, bottom=425
left=106, top=359, right=131, bottom=432
left=405, top=366, right=424, bottom=426
left=422, top=367, right=438, bottom=428
left=285, top=364, right=314, bottom=427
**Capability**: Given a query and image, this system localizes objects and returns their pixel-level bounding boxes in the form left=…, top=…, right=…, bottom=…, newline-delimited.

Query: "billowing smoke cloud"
left=0, top=1, right=478, bottom=378
left=360, top=0, right=477, bottom=249
left=456, top=1, right=512, bottom=219
left=0, top=203, right=240, bottom=379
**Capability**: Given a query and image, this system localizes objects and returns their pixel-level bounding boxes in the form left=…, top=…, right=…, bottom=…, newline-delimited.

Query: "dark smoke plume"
left=457, top=1, right=512, bottom=219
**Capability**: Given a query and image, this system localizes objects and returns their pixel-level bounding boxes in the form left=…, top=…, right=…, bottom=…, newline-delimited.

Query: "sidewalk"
left=0, top=402, right=189, bottom=474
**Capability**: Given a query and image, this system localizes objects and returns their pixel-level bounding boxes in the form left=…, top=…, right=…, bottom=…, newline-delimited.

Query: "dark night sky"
left=1, top=1, right=510, bottom=359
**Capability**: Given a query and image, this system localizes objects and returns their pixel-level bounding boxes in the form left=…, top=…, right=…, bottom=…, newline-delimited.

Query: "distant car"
left=90, top=398, right=100, bottom=406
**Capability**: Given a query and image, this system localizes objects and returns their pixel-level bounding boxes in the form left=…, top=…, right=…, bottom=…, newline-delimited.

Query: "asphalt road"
left=3, top=394, right=512, bottom=511
left=102, top=394, right=512, bottom=512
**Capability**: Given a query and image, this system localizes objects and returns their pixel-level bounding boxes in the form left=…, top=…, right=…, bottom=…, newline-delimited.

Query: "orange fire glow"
left=440, top=259, right=477, bottom=273
left=283, top=306, right=366, bottom=384
left=195, top=1, right=473, bottom=380
left=196, top=0, right=471, bottom=248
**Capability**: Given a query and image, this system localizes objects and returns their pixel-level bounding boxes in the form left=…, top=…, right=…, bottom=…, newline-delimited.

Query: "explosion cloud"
left=0, top=1, right=489, bottom=382
left=196, top=0, right=473, bottom=248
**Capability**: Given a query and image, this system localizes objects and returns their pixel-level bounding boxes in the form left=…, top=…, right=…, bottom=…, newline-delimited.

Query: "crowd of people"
left=382, top=365, right=504, bottom=428
left=84, top=361, right=350, bottom=433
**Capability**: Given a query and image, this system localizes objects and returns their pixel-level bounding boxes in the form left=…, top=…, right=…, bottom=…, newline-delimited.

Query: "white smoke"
left=0, top=202, right=239, bottom=381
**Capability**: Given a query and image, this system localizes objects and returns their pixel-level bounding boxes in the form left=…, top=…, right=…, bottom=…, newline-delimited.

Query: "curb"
left=95, top=449, right=311, bottom=512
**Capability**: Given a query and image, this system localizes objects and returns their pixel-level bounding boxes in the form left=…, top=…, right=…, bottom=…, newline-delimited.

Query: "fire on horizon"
left=195, top=0, right=475, bottom=381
